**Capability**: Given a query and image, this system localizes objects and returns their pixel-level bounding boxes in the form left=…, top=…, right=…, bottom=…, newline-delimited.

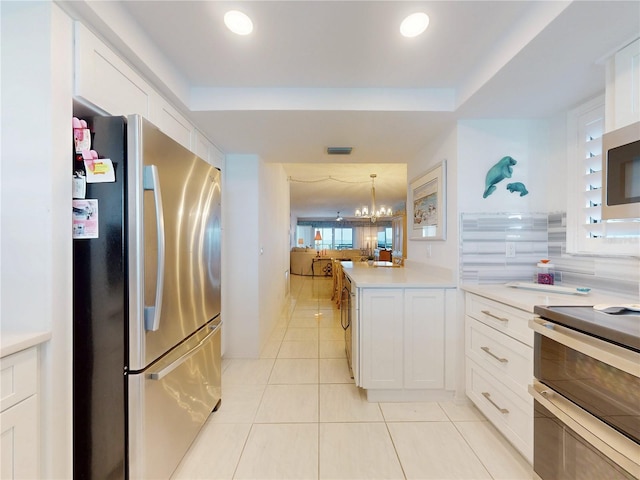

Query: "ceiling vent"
left=326, top=147, right=352, bottom=155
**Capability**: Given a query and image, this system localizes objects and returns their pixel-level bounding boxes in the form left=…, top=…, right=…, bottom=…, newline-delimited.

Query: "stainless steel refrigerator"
left=73, top=114, right=222, bottom=479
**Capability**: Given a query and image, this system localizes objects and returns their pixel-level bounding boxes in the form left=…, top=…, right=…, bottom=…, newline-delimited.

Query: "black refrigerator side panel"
left=73, top=116, right=127, bottom=480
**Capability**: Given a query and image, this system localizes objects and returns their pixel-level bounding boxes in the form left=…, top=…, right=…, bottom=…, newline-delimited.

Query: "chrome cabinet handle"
left=481, top=310, right=509, bottom=323
left=143, top=164, right=165, bottom=331
left=482, top=392, right=509, bottom=414
left=481, top=346, right=508, bottom=363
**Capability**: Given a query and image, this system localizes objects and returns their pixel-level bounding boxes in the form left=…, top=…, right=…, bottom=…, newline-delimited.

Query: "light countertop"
left=461, top=283, right=639, bottom=313
left=341, top=261, right=456, bottom=288
left=1, top=331, right=51, bottom=358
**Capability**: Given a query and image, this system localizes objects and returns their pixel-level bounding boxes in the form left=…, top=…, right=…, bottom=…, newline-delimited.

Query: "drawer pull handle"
left=482, top=392, right=509, bottom=414
left=481, top=346, right=508, bottom=363
left=481, top=310, right=509, bottom=323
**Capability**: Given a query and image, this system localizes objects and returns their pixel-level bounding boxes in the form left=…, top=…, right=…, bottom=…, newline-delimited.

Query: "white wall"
left=457, top=119, right=551, bottom=213
left=258, top=162, right=290, bottom=351
left=223, top=155, right=261, bottom=357
left=407, top=126, right=459, bottom=273
left=223, top=156, right=290, bottom=358
left=1, top=2, right=73, bottom=478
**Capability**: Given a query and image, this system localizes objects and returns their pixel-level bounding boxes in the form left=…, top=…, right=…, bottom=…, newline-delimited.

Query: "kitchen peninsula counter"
left=341, top=261, right=456, bottom=289
left=341, top=261, right=457, bottom=402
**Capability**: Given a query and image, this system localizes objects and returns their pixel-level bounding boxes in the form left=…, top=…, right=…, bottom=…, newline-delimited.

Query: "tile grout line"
left=449, top=420, right=496, bottom=480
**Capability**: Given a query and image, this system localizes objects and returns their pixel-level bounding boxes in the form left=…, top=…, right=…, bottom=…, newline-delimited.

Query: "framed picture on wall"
left=410, top=160, right=446, bottom=241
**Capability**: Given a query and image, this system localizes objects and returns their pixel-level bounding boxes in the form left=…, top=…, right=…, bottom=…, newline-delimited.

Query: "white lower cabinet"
left=464, top=293, right=534, bottom=464
left=359, top=288, right=445, bottom=395
left=404, top=289, right=444, bottom=389
left=1, top=347, right=39, bottom=479
left=360, top=288, right=404, bottom=390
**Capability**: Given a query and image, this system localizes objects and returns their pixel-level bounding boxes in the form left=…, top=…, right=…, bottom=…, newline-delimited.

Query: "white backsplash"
left=460, top=212, right=639, bottom=298
left=459, top=213, right=548, bottom=285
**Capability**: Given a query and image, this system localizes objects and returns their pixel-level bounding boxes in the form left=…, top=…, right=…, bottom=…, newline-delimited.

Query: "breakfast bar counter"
left=341, top=261, right=456, bottom=289
left=340, top=261, right=457, bottom=402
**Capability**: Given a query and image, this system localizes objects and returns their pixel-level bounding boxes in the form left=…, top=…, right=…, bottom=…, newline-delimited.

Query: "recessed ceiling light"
left=224, top=10, right=253, bottom=35
left=400, top=12, right=429, bottom=38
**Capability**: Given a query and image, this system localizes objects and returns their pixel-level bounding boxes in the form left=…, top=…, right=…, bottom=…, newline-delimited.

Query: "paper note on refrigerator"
left=72, top=199, right=99, bottom=239
left=84, top=158, right=116, bottom=183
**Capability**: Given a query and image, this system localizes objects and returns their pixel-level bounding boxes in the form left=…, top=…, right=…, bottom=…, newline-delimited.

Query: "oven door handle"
left=529, top=381, right=640, bottom=477
left=529, top=317, right=640, bottom=377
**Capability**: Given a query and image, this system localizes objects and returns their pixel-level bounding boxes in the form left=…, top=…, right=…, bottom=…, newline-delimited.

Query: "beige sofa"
left=290, top=248, right=367, bottom=276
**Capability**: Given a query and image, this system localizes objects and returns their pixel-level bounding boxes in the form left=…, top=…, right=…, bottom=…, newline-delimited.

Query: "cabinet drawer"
left=1, top=347, right=37, bottom=412
left=465, top=294, right=534, bottom=346
left=466, top=359, right=533, bottom=463
left=466, top=317, right=532, bottom=402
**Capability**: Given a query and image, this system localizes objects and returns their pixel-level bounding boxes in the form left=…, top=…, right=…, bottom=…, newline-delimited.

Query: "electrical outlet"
left=506, top=242, right=516, bottom=258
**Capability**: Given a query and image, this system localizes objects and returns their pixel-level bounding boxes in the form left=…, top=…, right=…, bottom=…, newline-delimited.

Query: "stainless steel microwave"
left=601, top=121, right=640, bottom=220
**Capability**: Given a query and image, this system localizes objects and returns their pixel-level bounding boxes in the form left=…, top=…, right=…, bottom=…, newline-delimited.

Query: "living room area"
left=290, top=215, right=406, bottom=277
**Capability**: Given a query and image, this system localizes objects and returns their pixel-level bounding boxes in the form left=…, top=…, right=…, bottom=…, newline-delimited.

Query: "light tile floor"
left=172, top=275, right=535, bottom=480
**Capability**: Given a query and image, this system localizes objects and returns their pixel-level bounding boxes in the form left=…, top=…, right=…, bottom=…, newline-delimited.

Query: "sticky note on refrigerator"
left=84, top=158, right=115, bottom=183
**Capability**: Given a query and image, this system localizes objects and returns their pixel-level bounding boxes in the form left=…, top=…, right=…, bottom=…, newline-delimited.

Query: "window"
left=334, top=228, right=353, bottom=249
left=310, top=226, right=354, bottom=250
left=377, top=228, right=393, bottom=249
left=567, top=96, right=639, bottom=255
left=317, top=227, right=333, bottom=250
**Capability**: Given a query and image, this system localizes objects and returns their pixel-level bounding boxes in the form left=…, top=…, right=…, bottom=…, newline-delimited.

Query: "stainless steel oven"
left=531, top=306, right=640, bottom=480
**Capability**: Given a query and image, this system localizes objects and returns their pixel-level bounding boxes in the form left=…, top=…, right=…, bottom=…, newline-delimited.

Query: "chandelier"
left=354, top=174, right=392, bottom=223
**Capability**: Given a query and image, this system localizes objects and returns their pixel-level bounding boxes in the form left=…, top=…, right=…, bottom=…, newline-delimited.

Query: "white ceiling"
left=114, top=0, right=639, bottom=218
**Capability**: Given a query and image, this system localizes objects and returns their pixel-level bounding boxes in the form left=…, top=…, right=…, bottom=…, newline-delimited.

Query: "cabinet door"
left=148, top=93, right=194, bottom=151
left=360, top=289, right=403, bottom=389
left=74, top=22, right=152, bottom=117
left=193, top=130, right=224, bottom=169
left=404, top=289, right=444, bottom=389
left=614, top=38, right=640, bottom=129
left=1, top=395, right=39, bottom=479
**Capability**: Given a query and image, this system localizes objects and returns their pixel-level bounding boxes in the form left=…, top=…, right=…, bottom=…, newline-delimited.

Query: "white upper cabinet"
left=74, top=22, right=152, bottom=118
left=74, top=21, right=218, bottom=158
left=194, top=130, right=225, bottom=169
left=607, top=38, right=640, bottom=131
left=148, top=92, right=194, bottom=151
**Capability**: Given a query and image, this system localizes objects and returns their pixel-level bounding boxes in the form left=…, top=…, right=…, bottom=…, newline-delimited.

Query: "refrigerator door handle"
left=143, top=164, right=165, bottom=331
left=148, top=323, right=220, bottom=381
